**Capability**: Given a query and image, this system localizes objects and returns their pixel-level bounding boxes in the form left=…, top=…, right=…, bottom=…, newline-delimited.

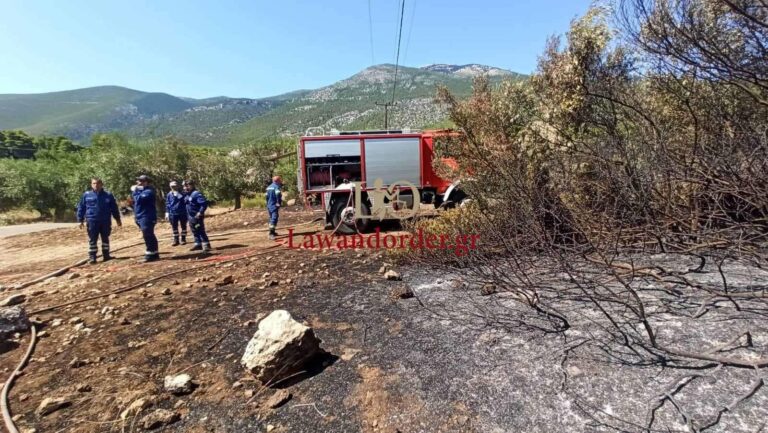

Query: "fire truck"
left=297, top=128, right=466, bottom=234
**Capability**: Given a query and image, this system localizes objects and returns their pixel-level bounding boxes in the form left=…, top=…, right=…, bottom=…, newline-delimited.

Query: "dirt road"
left=0, top=222, right=79, bottom=238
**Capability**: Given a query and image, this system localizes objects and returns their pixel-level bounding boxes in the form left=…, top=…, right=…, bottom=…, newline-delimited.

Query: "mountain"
left=226, top=64, right=525, bottom=141
left=422, top=63, right=518, bottom=77
left=0, top=64, right=525, bottom=145
left=0, top=86, right=194, bottom=140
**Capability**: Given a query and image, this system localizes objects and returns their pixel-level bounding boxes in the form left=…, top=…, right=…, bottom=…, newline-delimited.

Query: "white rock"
left=384, top=270, right=402, bottom=281
left=241, top=310, right=322, bottom=382
left=0, top=306, right=30, bottom=339
left=164, top=374, right=194, bottom=395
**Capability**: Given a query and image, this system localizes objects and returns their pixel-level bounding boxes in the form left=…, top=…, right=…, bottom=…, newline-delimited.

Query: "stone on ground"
left=480, top=283, right=497, bottom=296
left=384, top=270, right=402, bottom=281
left=217, top=275, right=234, bottom=286
left=164, top=373, right=194, bottom=395
left=37, top=397, right=71, bottom=416
left=0, top=306, right=30, bottom=339
left=141, top=409, right=180, bottom=430
left=120, top=397, right=152, bottom=420
left=241, top=310, right=322, bottom=383
left=264, top=389, right=292, bottom=409
left=0, top=294, right=26, bottom=307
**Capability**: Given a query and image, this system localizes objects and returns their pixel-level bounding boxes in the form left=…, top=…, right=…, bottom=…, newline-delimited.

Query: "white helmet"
left=169, top=181, right=179, bottom=188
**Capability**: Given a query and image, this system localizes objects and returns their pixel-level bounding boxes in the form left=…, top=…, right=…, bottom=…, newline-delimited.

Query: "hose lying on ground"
left=1, top=237, right=286, bottom=431
left=1, top=325, right=37, bottom=433
left=1, top=241, right=285, bottom=430
left=30, top=243, right=285, bottom=315
left=1, top=217, right=325, bottom=431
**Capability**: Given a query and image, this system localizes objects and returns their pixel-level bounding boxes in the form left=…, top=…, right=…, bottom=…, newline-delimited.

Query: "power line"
left=368, top=0, right=375, bottom=65
left=374, top=0, right=406, bottom=130
left=391, top=0, right=401, bottom=64
left=403, top=0, right=417, bottom=64
left=390, top=0, right=406, bottom=104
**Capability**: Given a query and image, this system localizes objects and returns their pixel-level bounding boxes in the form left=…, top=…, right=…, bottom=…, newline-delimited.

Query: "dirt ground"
left=0, top=208, right=470, bottom=433
left=1, top=208, right=766, bottom=433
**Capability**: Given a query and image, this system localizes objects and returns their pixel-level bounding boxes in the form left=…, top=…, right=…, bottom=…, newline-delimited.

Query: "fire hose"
left=0, top=218, right=327, bottom=433
left=328, top=188, right=357, bottom=237
left=1, top=325, right=36, bottom=433
left=0, top=202, right=365, bottom=431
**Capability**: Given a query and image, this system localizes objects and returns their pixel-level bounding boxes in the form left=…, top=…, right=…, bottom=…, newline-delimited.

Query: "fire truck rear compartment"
left=302, top=136, right=422, bottom=190
left=306, top=156, right=362, bottom=190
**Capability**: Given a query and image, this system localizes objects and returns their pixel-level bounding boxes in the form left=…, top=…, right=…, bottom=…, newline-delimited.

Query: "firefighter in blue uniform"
left=165, top=181, right=187, bottom=246
left=77, top=177, right=122, bottom=264
left=266, top=175, right=283, bottom=240
left=183, top=179, right=212, bottom=252
left=131, top=175, right=160, bottom=262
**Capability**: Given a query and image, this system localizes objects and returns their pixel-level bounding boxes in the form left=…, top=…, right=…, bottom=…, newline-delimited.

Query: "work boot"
left=102, top=254, right=113, bottom=262
left=190, top=244, right=202, bottom=251
left=88, top=257, right=97, bottom=265
left=181, top=236, right=187, bottom=245
left=269, top=232, right=276, bottom=240
left=172, top=237, right=180, bottom=246
left=202, top=243, right=212, bottom=252
left=144, top=254, right=160, bottom=263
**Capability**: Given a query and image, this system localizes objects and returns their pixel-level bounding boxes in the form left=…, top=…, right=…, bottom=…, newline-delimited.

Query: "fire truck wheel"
left=444, top=189, right=468, bottom=209
left=332, top=200, right=370, bottom=234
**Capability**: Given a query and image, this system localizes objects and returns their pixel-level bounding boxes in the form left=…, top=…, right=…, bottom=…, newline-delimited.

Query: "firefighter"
left=131, top=175, right=160, bottom=262
left=165, top=181, right=187, bottom=246
left=183, top=179, right=212, bottom=252
left=76, top=177, right=122, bottom=264
left=266, top=175, right=283, bottom=240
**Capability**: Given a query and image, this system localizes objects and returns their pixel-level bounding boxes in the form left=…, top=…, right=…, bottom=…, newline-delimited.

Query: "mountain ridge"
left=0, top=63, right=526, bottom=145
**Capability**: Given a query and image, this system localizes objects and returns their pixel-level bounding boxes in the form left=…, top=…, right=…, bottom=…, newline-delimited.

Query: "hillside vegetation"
left=0, top=64, right=524, bottom=145
left=0, top=86, right=192, bottom=140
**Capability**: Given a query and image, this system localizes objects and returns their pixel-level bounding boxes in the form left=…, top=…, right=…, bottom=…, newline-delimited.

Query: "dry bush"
left=411, top=2, right=768, bottom=431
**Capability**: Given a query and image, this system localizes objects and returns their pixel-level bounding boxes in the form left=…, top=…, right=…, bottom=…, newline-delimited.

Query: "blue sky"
left=0, top=0, right=592, bottom=99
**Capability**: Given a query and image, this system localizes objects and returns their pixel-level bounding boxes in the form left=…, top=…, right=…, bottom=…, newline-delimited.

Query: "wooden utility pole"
left=375, top=101, right=397, bottom=129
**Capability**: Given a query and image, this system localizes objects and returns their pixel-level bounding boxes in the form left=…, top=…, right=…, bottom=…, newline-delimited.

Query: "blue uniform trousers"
left=189, top=215, right=209, bottom=245
left=137, top=219, right=159, bottom=258
left=169, top=214, right=188, bottom=241
left=268, top=208, right=279, bottom=228
left=87, top=221, right=111, bottom=259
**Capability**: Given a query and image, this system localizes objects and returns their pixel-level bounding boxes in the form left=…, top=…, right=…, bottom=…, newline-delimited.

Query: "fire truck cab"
left=298, top=128, right=464, bottom=234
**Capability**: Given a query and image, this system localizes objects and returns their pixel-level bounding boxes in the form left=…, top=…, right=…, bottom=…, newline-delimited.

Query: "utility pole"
left=375, top=101, right=397, bottom=129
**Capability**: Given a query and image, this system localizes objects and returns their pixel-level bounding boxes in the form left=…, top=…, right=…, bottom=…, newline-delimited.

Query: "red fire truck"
left=298, top=128, right=466, bottom=234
